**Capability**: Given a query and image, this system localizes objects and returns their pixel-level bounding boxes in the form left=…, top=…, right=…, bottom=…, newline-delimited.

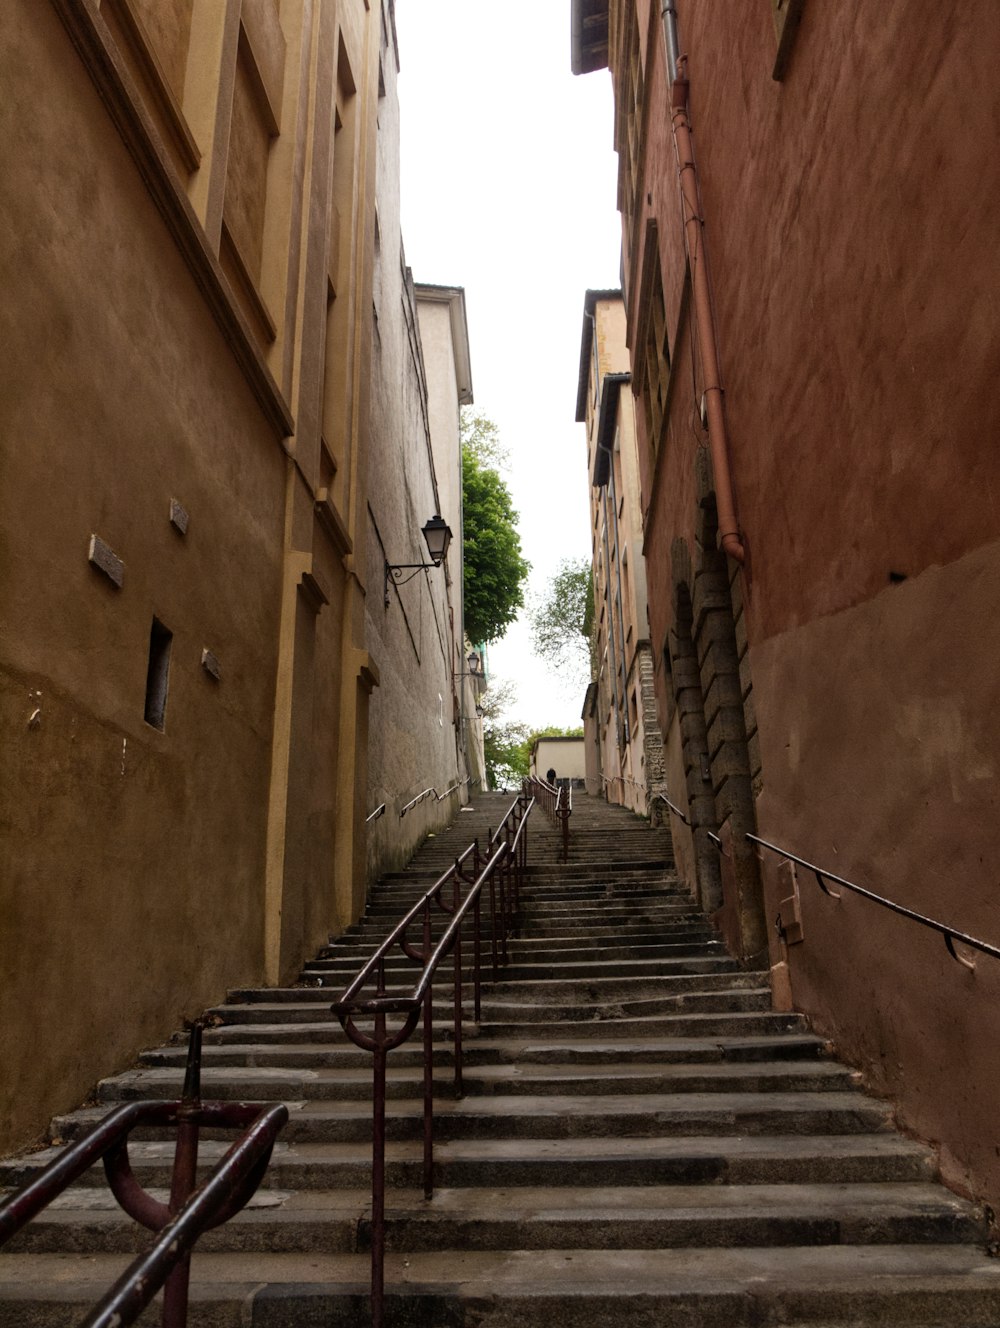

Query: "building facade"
left=576, top=290, right=664, bottom=819
left=363, top=266, right=485, bottom=881
left=573, top=0, right=1000, bottom=1205
left=0, top=0, right=468, bottom=1156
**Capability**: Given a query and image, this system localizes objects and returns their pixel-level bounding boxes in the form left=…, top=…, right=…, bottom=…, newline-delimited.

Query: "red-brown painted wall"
left=624, top=0, right=1000, bottom=1202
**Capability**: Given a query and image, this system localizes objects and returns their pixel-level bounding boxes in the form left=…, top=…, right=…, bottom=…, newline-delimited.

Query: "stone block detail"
left=707, top=704, right=750, bottom=754
left=703, top=671, right=743, bottom=721
left=710, top=739, right=752, bottom=786
left=88, top=534, right=124, bottom=588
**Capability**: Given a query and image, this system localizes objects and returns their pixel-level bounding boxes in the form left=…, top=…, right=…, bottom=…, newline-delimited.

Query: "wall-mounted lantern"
left=455, top=649, right=484, bottom=684
left=384, top=515, right=453, bottom=607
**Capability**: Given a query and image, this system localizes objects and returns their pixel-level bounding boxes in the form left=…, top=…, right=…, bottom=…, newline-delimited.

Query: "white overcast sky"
left=395, top=1, right=622, bottom=731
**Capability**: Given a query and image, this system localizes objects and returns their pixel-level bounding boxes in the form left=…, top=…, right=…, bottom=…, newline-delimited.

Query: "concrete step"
left=0, top=1131, right=937, bottom=1193
left=0, top=1183, right=981, bottom=1257
left=236, top=972, right=767, bottom=1006
left=5, top=1244, right=1000, bottom=1327
left=85, top=1078, right=891, bottom=1139
left=136, top=1031, right=831, bottom=1067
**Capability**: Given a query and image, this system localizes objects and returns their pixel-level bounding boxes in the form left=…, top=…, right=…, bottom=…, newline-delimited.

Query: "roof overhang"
left=413, top=283, right=474, bottom=405
left=575, top=288, right=622, bottom=422
left=592, top=372, right=631, bottom=487
left=571, top=0, right=610, bottom=75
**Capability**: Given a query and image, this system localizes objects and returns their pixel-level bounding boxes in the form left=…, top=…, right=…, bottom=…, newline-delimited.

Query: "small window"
left=144, top=618, right=173, bottom=730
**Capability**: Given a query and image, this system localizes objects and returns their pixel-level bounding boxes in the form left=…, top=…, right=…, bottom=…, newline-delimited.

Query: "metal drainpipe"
left=661, top=5, right=746, bottom=564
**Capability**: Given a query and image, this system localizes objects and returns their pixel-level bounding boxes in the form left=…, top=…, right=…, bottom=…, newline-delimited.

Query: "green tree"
left=460, top=407, right=509, bottom=470
left=529, top=557, right=595, bottom=684
left=479, top=680, right=530, bottom=789
left=462, top=419, right=530, bottom=645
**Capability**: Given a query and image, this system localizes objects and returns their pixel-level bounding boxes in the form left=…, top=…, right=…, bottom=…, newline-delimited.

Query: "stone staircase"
left=3, top=791, right=1000, bottom=1325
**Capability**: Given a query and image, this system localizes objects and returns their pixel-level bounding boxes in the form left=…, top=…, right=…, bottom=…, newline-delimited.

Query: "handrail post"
left=421, top=901, right=434, bottom=1202
left=498, top=843, right=509, bottom=964
left=473, top=888, right=482, bottom=1022
left=452, top=868, right=464, bottom=1098
left=162, top=1023, right=202, bottom=1328
left=370, top=1018, right=388, bottom=1328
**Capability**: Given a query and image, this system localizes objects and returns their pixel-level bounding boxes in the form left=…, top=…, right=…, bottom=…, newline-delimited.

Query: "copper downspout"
left=668, top=56, right=746, bottom=564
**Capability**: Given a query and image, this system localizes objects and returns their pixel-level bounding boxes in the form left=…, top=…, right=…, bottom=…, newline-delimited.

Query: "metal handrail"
left=0, top=1025, right=287, bottom=1327
left=525, top=775, right=572, bottom=862
left=399, top=786, right=437, bottom=817
left=333, top=792, right=534, bottom=1328
left=601, top=772, right=646, bottom=794
left=750, top=833, right=1000, bottom=970
left=652, top=789, right=691, bottom=825
left=366, top=802, right=387, bottom=824
left=398, top=779, right=466, bottom=818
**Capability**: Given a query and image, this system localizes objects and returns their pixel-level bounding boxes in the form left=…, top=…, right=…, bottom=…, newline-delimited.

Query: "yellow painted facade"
left=0, top=0, right=459, bottom=1154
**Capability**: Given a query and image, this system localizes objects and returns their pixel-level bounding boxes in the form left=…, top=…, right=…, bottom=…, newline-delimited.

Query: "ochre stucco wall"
left=0, top=2, right=285, bottom=1150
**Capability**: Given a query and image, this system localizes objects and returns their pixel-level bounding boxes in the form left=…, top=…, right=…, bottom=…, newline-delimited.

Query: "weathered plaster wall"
left=619, top=0, right=1000, bottom=1201
left=363, top=36, right=468, bottom=882
left=0, top=0, right=388, bottom=1151
left=0, top=0, right=284, bottom=1150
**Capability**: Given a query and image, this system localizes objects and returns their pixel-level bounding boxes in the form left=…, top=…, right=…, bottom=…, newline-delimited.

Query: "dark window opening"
left=144, top=618, right=173, bottom=730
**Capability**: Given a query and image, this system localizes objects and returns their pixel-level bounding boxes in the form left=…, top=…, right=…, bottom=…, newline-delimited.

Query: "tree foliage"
left=460, top=407, right=509, bottom=470
left=462, top=417, right=530, bottom=645
left=529, top=557, right=595, bottom=684
left=479, top=680, right=529, bottom=789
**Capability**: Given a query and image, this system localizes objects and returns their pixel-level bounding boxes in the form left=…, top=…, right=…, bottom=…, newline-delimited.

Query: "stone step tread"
left=92, top=1079, right=887, bottom=1125
left=233, top=975, right=766, bottom=1003
left=4, top=1244, right=1000, bottom=1326
left=204, top=1004, right=790, bottom=1025
left=3, top=1132, right=935, bottom=1188
left=2, top=1184, right=981, bottom=1257
left=476, top=1014, right=807, bottom=1039
left=136, top=1042, right=832, bottom=1076
left=131, top=1054, right=850, bottom=1088
left=194, top=1030, right=829, bottom=1061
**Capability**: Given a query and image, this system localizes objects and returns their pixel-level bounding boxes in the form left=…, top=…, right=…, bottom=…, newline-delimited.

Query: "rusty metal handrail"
left=524, top=775, right=571, bottom=862
left=653, top=790, right=692, bottom=825
left=0, top=1025, right=287, bottom=1327
left=750, top=833, right=1000, bottom=971
left=332, top=791, right=534, bottom=1328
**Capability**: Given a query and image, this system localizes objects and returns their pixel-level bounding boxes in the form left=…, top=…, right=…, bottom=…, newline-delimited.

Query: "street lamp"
left=384, top=515, right=453, bottom=607
left=455, top=649, right=484, bottom=682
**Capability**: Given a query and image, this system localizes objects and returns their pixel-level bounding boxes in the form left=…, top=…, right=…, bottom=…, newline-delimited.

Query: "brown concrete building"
left=576, top=290, right=663, bottom=819
left=573, top=0, right=1000, bottom=1205
left=0, top=0, right=467, bottom=1156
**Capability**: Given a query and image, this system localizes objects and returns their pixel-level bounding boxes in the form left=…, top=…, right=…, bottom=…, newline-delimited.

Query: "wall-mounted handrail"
left=399, top=787, right=437, bottom=817
left=524, top=775, right=571, bottom=862
left=750, top=833, right=1000, bottom=971
left=0, top=1025, right=287, bottom=1327
left=366, top=802, right=387, bottom=824
left=601, top=772, right=646, bottom=793
left=652, top=789, right=691, bottom=825
left=398, top=780, right=466, bottom=818
left=333, top=792, right=534, bottom=1328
